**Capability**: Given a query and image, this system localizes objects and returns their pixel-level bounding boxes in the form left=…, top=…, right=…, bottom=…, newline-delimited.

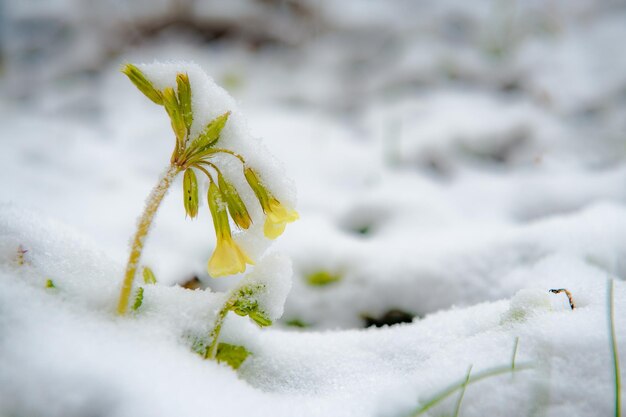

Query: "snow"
left=2, top=0, right=626, bottom=416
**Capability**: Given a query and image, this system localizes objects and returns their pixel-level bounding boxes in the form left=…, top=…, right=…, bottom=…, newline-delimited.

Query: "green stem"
left=187, top=147, right=246, bottom=166
left=117, top=164, right=180, bottom=315
left=205, top=296, right=236, bottom=359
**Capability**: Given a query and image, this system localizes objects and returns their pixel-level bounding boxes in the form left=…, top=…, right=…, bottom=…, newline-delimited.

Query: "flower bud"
left=121, top=64, right=163, bottom=105
left=176, top=73, right=193, bottom=131
left=189, top=111, right=230, bottom=152
left=218, top=174, right=252, bottom=229
left=183, top=168, right=199, bottom=219
left=162, top=87, right=187, bottom=147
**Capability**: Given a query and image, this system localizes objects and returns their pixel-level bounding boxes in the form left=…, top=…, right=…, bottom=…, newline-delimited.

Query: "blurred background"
left=2, top=0, right=626, bottom=328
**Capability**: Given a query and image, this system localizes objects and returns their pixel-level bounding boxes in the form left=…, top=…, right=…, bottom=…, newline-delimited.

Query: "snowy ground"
left=1, top=1, right=626, bottom=416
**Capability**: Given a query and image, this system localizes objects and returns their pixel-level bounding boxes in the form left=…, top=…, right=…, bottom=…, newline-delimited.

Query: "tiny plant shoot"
left=117, top=64, right=298, bottom=315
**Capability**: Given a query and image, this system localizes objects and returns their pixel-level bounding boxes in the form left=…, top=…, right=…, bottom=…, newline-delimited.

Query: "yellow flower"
left=263, top=199, right=299, bottom=239
left=207, top=182, right=254, bottom=277
left=244, top=167, right=299, bottom=239
left=208, top=234, right=254, bottom=277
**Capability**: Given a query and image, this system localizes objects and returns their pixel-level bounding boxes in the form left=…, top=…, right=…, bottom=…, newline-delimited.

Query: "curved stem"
left=211, top=148, right=246, bottom=164
left=117, top=164, right=181, bottom=315
left=194, top=164, right=215, bottom=184
left=205, top=296, right=236, bottom=359
left=187, top=148, right=246, bottom=166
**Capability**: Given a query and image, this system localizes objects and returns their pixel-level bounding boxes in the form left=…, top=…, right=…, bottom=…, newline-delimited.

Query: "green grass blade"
left=410, top=363, right=533, bottom=416
left=512, top=336, right=520, bottom=370
left=608, top=278, right=621, bottom=417
left=452, top=365, right=473, bottom=417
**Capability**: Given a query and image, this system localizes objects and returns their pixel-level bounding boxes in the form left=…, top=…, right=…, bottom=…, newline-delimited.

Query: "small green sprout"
left=45, top=279, right=56, bottom=289
left=142, top=266, right=157, bottom=284
left=132, top=287, right=144, bottom=311
left=306, top=270, right=342, bottom=287
left=116, top=64, right=299, bottom=315
left=204, top=281, right=272, bottom=360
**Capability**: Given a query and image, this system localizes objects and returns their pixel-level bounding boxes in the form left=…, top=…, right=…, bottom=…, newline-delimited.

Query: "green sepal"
left=176, top=73, right=193, bottom=131
left=121, top=64, right=163, bottom=105
left=243, top=167, right=272, bottom=212
left=132, top=287, right=144, bottom=311
left=162, top=87, right=187, bottom=149
left=215, top=343, right=250, bottom=369
left=142, top=266, right=157, bottom=284
left=207, top=181, right=232, bottom=239
left=183, top=168, right=199, bottom=219
left=218, top=174, right=252, bottom=229
left=187, top=112, right=230, bottom=155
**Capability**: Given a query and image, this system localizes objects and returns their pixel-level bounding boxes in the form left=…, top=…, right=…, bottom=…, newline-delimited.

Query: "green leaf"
left=176, top=73, right=193, bottom=130
left=132, top=287, right=144, bottom=311
left=188, top=112, right=230, bottom=154
left=45, top=279, right=56, bottom=289
left=142, top=266, right=157, bottom=284
left=121, top=64, right=163, bottom=105
left=215, top=343, right=250, bottom=369
left=183, top=168, right=199, bottom=219
left=249, top=311, right=272, bottom=327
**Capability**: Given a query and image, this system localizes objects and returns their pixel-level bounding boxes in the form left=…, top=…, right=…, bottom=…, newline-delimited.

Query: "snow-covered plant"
left=183, top=254, right=291, bottom=368
left=116, top=63, right=298, bottom=315
left=204, top=254, right=291, bottom=361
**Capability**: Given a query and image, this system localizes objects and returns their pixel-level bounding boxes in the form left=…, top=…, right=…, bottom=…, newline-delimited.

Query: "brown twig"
left=549, top=288, right=575, bottom=310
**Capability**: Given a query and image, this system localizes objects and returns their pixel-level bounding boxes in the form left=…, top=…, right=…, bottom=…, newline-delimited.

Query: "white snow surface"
left=0, top=204, right=624, bottom=417
left=2, top=1, right=626, bottom=416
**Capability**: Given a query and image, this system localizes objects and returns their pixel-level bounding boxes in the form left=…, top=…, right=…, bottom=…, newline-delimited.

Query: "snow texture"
left=2, top=1, right=626, bottom=416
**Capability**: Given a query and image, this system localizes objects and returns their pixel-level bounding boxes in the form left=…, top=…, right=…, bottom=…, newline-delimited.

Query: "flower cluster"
left=122, top=64, right=298, bottom=278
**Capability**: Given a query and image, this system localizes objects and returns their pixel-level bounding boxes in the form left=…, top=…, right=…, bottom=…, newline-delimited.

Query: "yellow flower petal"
left=263, top=199, right=298, bottom=239
left=208, top=236, right=254, bottom=277
left=267, top=199, right=299, bottom=224
left=263, top=218, right=287, bottom=239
